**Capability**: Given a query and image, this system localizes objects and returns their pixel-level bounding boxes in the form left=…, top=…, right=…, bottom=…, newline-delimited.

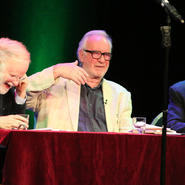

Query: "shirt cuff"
left=14, top=90, right=26, bottom=105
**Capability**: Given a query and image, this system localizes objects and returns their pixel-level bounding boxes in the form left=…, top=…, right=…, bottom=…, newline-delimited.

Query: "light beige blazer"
left=26, top=67, right=133, bottom=132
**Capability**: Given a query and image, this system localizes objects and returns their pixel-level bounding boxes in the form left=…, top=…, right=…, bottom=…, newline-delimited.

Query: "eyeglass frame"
left=83, top=49, right=112, bottom=61
left=9, top=74, right=26, bottom=82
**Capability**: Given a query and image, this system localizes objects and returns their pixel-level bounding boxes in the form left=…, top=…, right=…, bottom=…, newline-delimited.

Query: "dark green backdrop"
left=1, top=0, right=185, bottom=127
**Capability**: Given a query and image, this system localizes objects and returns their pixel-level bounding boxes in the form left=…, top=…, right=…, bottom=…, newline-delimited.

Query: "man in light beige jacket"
left=26, top=30, right=133, bottom=132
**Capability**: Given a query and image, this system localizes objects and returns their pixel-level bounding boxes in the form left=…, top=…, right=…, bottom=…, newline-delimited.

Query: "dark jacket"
left=0, top=87, right=25, bottom=183
left=167, top=80, right=185, bottom=133
left=0, top=87, right=25, bottom=115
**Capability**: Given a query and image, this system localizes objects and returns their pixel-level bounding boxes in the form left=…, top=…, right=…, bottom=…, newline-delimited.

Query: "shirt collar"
left=85, top=79, right=103, bottom=90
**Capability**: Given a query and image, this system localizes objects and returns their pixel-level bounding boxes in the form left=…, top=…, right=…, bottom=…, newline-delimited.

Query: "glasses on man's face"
left=9, top=74, right=26, bottom=82
left=83, top=49, right=112, bottom=61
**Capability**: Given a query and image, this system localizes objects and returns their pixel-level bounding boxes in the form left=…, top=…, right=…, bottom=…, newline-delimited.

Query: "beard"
left=0, top=82, right=13, bottom=94
left=0, top=86, right=9, bottom=94
left=0, top=71, right=9, bottom=94
left=0, top=85, right=10, bottom=94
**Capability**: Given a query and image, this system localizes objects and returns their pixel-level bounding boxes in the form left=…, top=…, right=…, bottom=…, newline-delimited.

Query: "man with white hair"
left=27, top=30, right=133, bottom=132
left=0, top=38, right=30, bottom=129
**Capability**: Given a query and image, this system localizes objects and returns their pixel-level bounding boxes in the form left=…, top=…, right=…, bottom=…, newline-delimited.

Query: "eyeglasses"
left=9, top=74, right=26, bottom=82
left=83, top=49, right=112, bottom=61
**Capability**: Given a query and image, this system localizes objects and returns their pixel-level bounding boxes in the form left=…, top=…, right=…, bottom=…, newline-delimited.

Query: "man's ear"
left=78, top=49, right=83, bottom=58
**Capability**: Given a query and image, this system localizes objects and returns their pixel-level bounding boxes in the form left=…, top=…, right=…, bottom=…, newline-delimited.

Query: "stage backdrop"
left=1, top=0, right=185, bottom=128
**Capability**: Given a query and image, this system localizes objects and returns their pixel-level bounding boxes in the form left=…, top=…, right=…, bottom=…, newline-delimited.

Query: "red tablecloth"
left=0, top=130, right=185, bottom=185
left=0, top=129, right=11, bottom=146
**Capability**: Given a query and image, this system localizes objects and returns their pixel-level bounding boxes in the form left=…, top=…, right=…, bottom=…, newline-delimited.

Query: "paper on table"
left=131, top=124, right=180, bottom=135
left=31, top=128, right=62, bottom=131
left=145, top=124, right=179, bottom=135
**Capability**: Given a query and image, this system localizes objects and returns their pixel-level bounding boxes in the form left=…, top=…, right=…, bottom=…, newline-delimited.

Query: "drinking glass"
left=132, top=117, right=146, bottom=134
left=17, top=114, right=29, bottom=130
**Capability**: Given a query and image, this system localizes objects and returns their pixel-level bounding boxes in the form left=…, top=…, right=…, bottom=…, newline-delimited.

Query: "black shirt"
left=0, top=88, right=25, bottom=116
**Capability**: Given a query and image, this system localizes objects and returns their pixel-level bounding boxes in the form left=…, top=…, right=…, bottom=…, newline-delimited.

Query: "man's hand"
left=53, top=60, right=88, bottom=85
left=16, top=74, right=28, bottom=98
left=0, top=115, right=29, bottom=130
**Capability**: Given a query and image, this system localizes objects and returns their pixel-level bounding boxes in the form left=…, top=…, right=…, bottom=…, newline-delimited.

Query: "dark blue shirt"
left=78, top=82, right=107, bottom=132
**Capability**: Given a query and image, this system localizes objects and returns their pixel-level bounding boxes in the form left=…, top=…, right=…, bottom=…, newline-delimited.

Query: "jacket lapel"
left=66, top=80, right=81, bottom=131
left=102, top=80, right=114, bottom=132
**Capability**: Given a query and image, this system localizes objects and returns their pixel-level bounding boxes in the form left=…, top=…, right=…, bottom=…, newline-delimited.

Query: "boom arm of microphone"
left=161, top=0, right=184, bottom=24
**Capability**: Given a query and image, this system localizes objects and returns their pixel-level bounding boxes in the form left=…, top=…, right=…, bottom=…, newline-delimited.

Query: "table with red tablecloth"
left=0, top=130, right=185, bottom=185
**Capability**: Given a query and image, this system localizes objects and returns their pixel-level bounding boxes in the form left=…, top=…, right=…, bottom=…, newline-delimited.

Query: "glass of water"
left=132, top=117, right=146, bottom=134
left=17, top=114, right=29, bottom=130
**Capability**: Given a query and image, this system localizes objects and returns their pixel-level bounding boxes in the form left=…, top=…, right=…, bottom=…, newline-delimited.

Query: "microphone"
left=161, top=0, right=184, bottom=24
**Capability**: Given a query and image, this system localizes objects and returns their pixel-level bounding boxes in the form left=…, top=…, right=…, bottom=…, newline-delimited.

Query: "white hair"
left=0, top=38, right=30, bottom=64
left=77, top=30, right=112, bottom=60
left=0, top=62, right=6, bottom=84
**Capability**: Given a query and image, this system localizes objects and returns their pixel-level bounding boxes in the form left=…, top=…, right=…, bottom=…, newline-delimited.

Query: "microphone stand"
left=160, top=2, right=183, bottom=184
left=160, top=13, right=171, bottom=185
